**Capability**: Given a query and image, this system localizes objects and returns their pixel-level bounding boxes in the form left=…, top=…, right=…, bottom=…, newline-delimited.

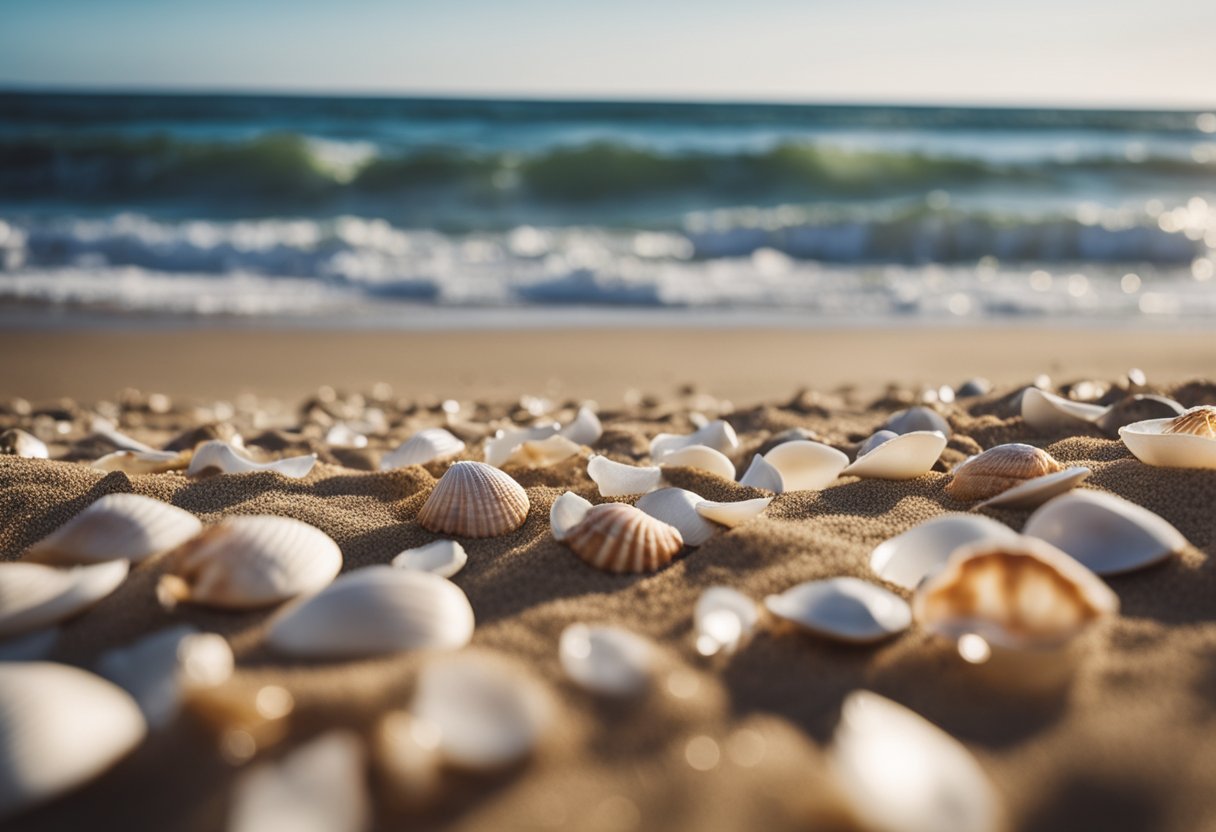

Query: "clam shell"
left=977, top=467, right=1091, bottom=510
left=0, top=429, right=48, bottom=459
left=586, top=454, right=663, bottom=497
left=883, top=406, right=951, bottom=437
left=764, top=578, right=911, bottom=644
left=738, top=454, right=784, bottom=492
left=0, top=629, right=59, bottom=663
left=381, top=428, right=466, bottom=470
left=485, top=423, right=559, bottom=468
left=1021, top=387, right=1104, bottom=432
left=559, top=623, right=657, bottom=697
left=25, top=493, right=202, bottom=566
left=1119, top=413, right=1216, bottom=470
left=842, top=431, right=947, bottom=480
left=1095, top=394, right=1185, bottom=436
left=1163, top=405, right=1216, bottom=437
left=650, top=420, right=739, bottom=461
left=635, top=487, right=717, bottom=547
left=660, top=444, right=736, bottom=481
left=562, top=503, right=684, bottom=574
left=549, top=491, right=593, bottom=541
left=417, top=461, right=530, bottom=538
left=391, top=540, right=468, bottom=578
left=870, top=514, right=1020, bottom=590
left=559, top=405, right=603, bottom=446
left=266, top=567, right=474, bottom=659
left=763, top=440, right=849, bottom=491
left=856, top=430, right=899, bottom=457
left=0, top=560, right=129, bottom=639
left=187, top=440, right=316, bottom=478
left=92, top=449, right=189, bottom=474
left=694, top=587, right=758, bottom=656
left=504, top=434, right=581, bottom=468
left=157, top=516, right=342, bottom=610
left=944, top=443, right=1065, bottom=501
left=1023, top=490, right=1187, bottom=575
left=695, top=496, right=772, bottom=528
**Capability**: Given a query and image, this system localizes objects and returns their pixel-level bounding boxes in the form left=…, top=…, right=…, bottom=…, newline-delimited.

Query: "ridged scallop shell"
left=694, top=587, right=758, bottom=656
left=586, top=454, right=663, bottom=497
left=550, top=491, right=593, bottom=541
left=764, top=578, right=911, bottom=644
left=25, top=493, right=202, bottom=566
left=1119, top=410, right=1216, bottom=470
left=650, top=419, right=739, bottom=461
left=504, top=434, right=581, bottom=468
left=381, top=428, right=466, bottom=470
left=1020, top=387, right=1105, bottom=432
left=0, top=662, right=147, bottom=820
left=843, top=431, right=947, bottom=480
left=763, top=440, right=849, bottom=491
left=0, top=560, right=129, bottom=639
left=92, top=449, right=190, bottom=474
left=883, top=406, right=952, bottom=437
left=562, top=503, right=683, bottom=574
left=187, top=440, right=316, bottom=478
left=559, top=623, right=658, bottom=697
left=0, top=429, right=48, bottom=459
left=484, top=423, right=559, bottom=468
left=660, top=444, right=736, bottom=481
left=391, top=540, right=467, bottom=578
left=559, top=406, right=603, bottom=446
left=695, top=496, right=772, bottom=528
left=157, top=516, right=342, bottom=610
left=738, top=454, right=784, bottom=492
left=944, top=443, right=1065, bottom=501
left=1163, top=405, right=1216, bottom=438
left=266, top=567, right=474, bottom=659
left=870, top=514, right=1020, bottom=590
left=417, top=461, right=530, bottom=538
left=635, top=487, right=717, bottom=547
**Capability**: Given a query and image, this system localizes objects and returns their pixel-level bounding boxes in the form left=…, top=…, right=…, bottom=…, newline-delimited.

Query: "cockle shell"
left=586, top=454, right=663, bottom=497
left=0, top=662, right=147, bottom=820
left=944, top=443, right=1065, bottom=501
left=870, top=514, right=1020, bottom=590
left=561, top=503, right=684, bottom=574
left=484, top=423, right=559, bottom=468
left=738, top=454, right=784, bottom=492
left=660, top=444, right=736, bottom=481
left=635, top=487, right=717, bottom=547
left=842, top=431, right=947, bottom=480
left=549, top=491, right=593, bottom=541
left=381, top=428, right=466, bottom=470
left=1119, top=408, right=1216, bottom=469
left=694, top=587, right=759, bottom=656
left=650, top=419, right=739, bottom=461
left=266, top=567, right=474, bottom=659
left=559, top=624, right=658, bottom=697
left=391, top=540, right=468, bottom=579
left=25, top=493, right=202, bottom=566
left=763, top=440, right=849, bottom=491
left=417, top=461, right=530, bottom=538
left=92, top=449, right=190, bottom=474
left=187, top=440, right=316, bottom=478
left=0, top=560, right=129, bottom=639
left=1020, top=387, right=1105, bottom=433
left=695, top=496, right=772, bottom=528
left=560, top=405, right=603, bottom=447
left=764, top=578, right=911, bottom=644
left=0, top=429, right=48, bottom=459
left=503, top=435, right=582, bottom=468
left=1162, top=404, right=1216, bottom=437
left=157, top=516, right=342, bottom=610
left=883, top=406, right=951, bottom=437
left=1095, top=395, right=1185, bottom=436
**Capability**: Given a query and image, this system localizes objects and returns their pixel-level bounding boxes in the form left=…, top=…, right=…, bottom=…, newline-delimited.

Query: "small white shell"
left=1119, top=411, right=1216, bottom=470
left=764, top=578, right=911, bottom=644
left=91, top=449, right=189, bottom=474
left=650, top=420, right=739, bottom=461
left=763, top=440, right=849, bottom=491
left=187, top=440, right=316, bottom=478
left=695, top=497, right=773, bottom=528
left=549, top=491, right=593, bottom=541
left=381, top=428, right=466, bottom=470
left=391, top=540, right=468, bottom=578
left=870, top=514, right=1020, bottom=590
left=504, top=434, right=581, bottom=468
left=559, top=624, right=658, bottom=698
left=635, top=487, right=718, bottom=547
left=694, top=587, right=759, bottom=656
left=485, top=423, right=559, bottom=468
left=1023, top=490, right=1187, bottom=575
left=884, top=407, right=952, bottom=437
left=977, top=467, right=1091, bottom=509
left=266, top=567, right=474, bottom=659
left=560, top=406, right=603, bottom=447
left=738, top=454, right=784, bottom=492
left=660, top=444, right=736, bottom=481
left=0, top=629, right=59, bottom=662
left=586, top=454, right=663, bottom=497
left=25, top=493, right=202, bottom=566
left=1021, top=387, right=1105, bottom=432
left=0, top=429, right=48, bottom=459
left=0, top=662, right=147, bottom=821
left=842, top=431, right=947, bottom=480
left=0, top=560, right=129, bottom=639
left=417, top=461, right=530, bottom=538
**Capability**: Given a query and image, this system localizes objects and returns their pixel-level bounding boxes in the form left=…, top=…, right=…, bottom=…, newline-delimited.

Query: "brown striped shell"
left=417, top=461, right=530, bottom=538
left=562, top=503, right=683, bottom=574
left=1162, top=405, right=1216, bottom=438
left=944, top=443, right=1064, bottom=501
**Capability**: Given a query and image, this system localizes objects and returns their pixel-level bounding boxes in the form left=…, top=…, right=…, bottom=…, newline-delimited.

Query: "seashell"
left=694, top=587, right=758, bottom=656
left=549, top=491, right=592, bottom=541
left=325, top=422, right=367, bottom=449
left=229, top=731, right=369, bottom=832
left=660, top=444, right=736, bottom=481
left=417, top=461, right=530, bottom=538
left=1023, top=490, right=1187, bottom=576
left=944, top=443, right=1065, bottom=501
left=0, top=662, right=147, bottom=821
left=955, top=377, right=992, bottom=398
left=381, top=428, right=466, bottom=470
left=883, top=406, right=951, bottom=437
left=562, top=503, right=683, bottom=574
left=25, top=493, right=202, bottom=567
left=1020, top=387, right=1104, bottom=433
left=0, top=429, right=48, bottom=459
left=504, top=434, right=581, bottom=468
left=695, top=496, right=772, bottom=528
left=870, top=514, right=1020, bottom=590
left=187, top=440, right=316, bottom=478
left=559, top=405, right=603, bottom=446
left=0, top=628, right=59, bottom=662
left=92, top=449, right=190, bottom=474
left=157, top=516, right=341, bottom=610
left=0, top=560, right=129, bottom=639
left=1162, top=404, right=1216, bottom=437
left=89, top=416, right=156, bottom=453
left=266, top=567, right=474, bottom=659
left=586, top=454, right=663, bottom=497
left=831, top=691, right=1004, bottom=832
left=96, top=625, right=234, bottom=729
left=635, top=487, right=717, bottom=547
left=411, top=653, right=552, bottom=770
left=764, top=578, right=911, bottom=644
left=1095, top=394, right=1185, bottom=437
left=485, top=423, right=559, bottom=468
left=763, top=440, right=849, bottom=491
left=738, top=454, right=784, bottom=492
left=559, top=623, right=658, bottom=697
left=391, top=540, right=468, bottom=579
left=856, top=430, right=899, bottom=457
left=977, top=466, right=1091, bottom=510
left=1119, top=409, right=1216, bottom=470
left=650, top=419, right=739, bottom=461
left=842, top=431, right=947, bottom=480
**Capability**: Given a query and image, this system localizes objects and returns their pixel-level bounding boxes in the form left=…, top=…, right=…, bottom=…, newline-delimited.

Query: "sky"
left=2, top=0, right=1215, bottom=108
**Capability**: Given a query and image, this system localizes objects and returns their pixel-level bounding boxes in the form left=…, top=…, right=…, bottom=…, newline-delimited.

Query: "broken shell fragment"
left=660, top=444, right=736, bottom=481
left=977, top=467, right=1091, bottom=510
left=650, top=420, right=739, bottom=461
left=391, top=540, right=468, bottom=579
left=559, top=623, right=658, bottom=697
left=562, top=503, right=684, bottom=574
left=417, top=461, right=530, bottom=538
left=484, top=423, right=559, bottom=468
left=842, top=431, right=947, bottom=480
left=1095, top=395, right=1185, bottom=437
left=381, top=428, right=466, bottom=470
left=25, top=493, right=202, bottom=567
left=1020, top=387, right=1104, bottom=433
left=586, top=454, right=663, bottom=497
left=559, top=406, right=603, bottom=447
left=762, top=440, right=849, bottom=491
left=694, top=587, right=758, bottom=656
left=695, top=496, right=772, bottom=529
left=944, top=443, right=1065, bottom=502
left=635, top=487, right=717, bottom=547
left=738, top=454, right=784, bottom=492
left=883, top=406, right=951, bottom=437
left=870, top=514, right=1020, bottom=590
left=1119, top=409, right=1216, bottom=470
left=549, top=491, right=593, bottom=541
left=92, top=449, right=190, bottom=474
left=764, top=578, right=911, bottom=644
left=0, top=429, right=48, bottom=459
left=187, top=440, right=316, bottom=478
left=504, top=435, right=581, bottom=468
left=0, top=560, right=129, bottom=639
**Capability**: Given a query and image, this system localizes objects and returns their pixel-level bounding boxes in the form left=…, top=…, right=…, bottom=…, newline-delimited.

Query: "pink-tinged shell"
left=562, top=503, right=683, bottom=574
left=1162, top=405, right=1216, bottom=438
left=944, top=444, right=1064, bottom=501
left=417, top=461, right=530, bottom=538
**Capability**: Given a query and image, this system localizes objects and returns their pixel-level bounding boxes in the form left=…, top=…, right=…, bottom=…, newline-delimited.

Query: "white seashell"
left=187, top=440, right=316, bottom=478
left=325, top=423, right=368, bottom=449
left=92, top=449, right=189, bottom=474
left=856, top=430, right=899, bottom=457
left=559, top=624, right=657, bottom=697
left=25, top=493, right=202, bottom=566
left=586, top=454, right=663, bottom=497
left=90, top=416, right=155, bottom=453
left=560, top=406, right=603, bottom=447
left=391, top=540, right=467, bottom=579
left=381, top=428, right=466, bottom=470
left=0, top=429, right=49, bottom=459
left=870, top=514, right=1020, bottom=590
left=650, top=420, right=739, bottom=461
left=694, top=587, right=758, bottom=656
left=842, top=431, right=947, bottom=480
left=411, top=653, right=551, bottom=770
left=977, top=467, right=1091, bottom=509
left=695, top=496, right=772, bottom=528
left=763, top=440, right=849, bottom=491
left=157, top=516, right=342, bottom=610
left=504, top=434, right=581, bottom=468
left=738, top=454, right=784, bottom=492
left=0, top=662, right=147, bottom=820
left=417, top=461, right=530, bottom=537
left=229, top=731, right=369, bottom=832
left=549, top=491, right=593, bottom=541
left=266, top=567, right=474, bottom=659
left=660, top=444, right=736, bottom=481
left=883, top=407, right=951, bottom=437
left=0, top=629, right=59, bottom=662
left=635, top=487, right=718, bottom=547
left=1119, top=407, right=1216, bottom=470
left=1020, top=387, right=1105, bottom=432
left=0, top=560, right=129, bottom=639
left=1023, top=490, right=1187, bottom=575
left=764, top=578, right=911, bottom=644
left=561, top=503, right=683, bottom=574
left=485, top=423, right=559, bottom=468
left=831, top=691, right=1004, bottom=832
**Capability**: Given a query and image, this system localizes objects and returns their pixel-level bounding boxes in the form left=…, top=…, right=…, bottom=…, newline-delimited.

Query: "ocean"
left=1, top=92, right=1214, bottom=325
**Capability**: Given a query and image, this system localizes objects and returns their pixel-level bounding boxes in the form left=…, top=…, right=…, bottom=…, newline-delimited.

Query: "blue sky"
left=2, top=0, right=1213, bottom=107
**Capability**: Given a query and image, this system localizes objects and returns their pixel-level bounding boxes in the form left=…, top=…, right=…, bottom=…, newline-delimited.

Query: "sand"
left=1, top=339, right=1215, bottom=831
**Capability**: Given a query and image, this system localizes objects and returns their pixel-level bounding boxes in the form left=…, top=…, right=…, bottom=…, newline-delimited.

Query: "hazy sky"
left=2, top=0, right=1214, bottom=107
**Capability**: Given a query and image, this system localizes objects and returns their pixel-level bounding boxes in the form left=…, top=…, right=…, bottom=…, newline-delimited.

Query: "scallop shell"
left=694, top=587, right=758, bottom=656
left=660, top=444, right=736, bottom=481
left=635, top=487, right=717, bottom=547
left=650, top=419, right=739, bottom=461
left=559, top=623, right=658, bottom=697
left=1020, top=386, right=1105, bottom=433
left=764, top=578, right=911, bottom=644
left=586, top=454, right=663, bottom=497
left=156, top=516, right=342, bottom=610
left=391, top=540, right=468, bottom=579
left=549, top=491, right=593, bottom=541
left=1095, top=394, right=1185, bottom=436
left=381, top=428, right=466, bottom=470
left=504, top=434, right=581, bottom=468
left=695, top=496, right=772, bottom=528
left=1162, top=404, right=1216, bottom=437
left=0, top=629, right=59, bottom=663
left=560, top=405, right=603, bottom=446
left=484, top=423, right=559, bottom=468
left=738, top=454, right=784, bottom=492
left=842, top=431, right=947, bottom=480
left=883, top=406, right=952, bottom=437
left=1023, top=490, right=1187, bottom=575
left=0, top=429, right=48, bottom=459
left=944, top=443, right=1065, bottom=501
left=0, top=560, right=129, bottom=639
left=92, top=449, right=190, bottom=474
left=0, top=663, right=146, bottom=820
left=977, top=466, right=1091, bottom=510
left=417, top=461, right=530, bottom=538
left=266, top=567, right=474, bottom=659
left=562, top=503, right=684, bottom=574
left=870, top=514, right=1020, bottom=590
left=187, top=440, right=316, bottom=478
left=763, top=440, right=849, bottom=491
left=1119, top=411, right=1216, bottom=470
left=25, top=493, right=202, bottom=566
